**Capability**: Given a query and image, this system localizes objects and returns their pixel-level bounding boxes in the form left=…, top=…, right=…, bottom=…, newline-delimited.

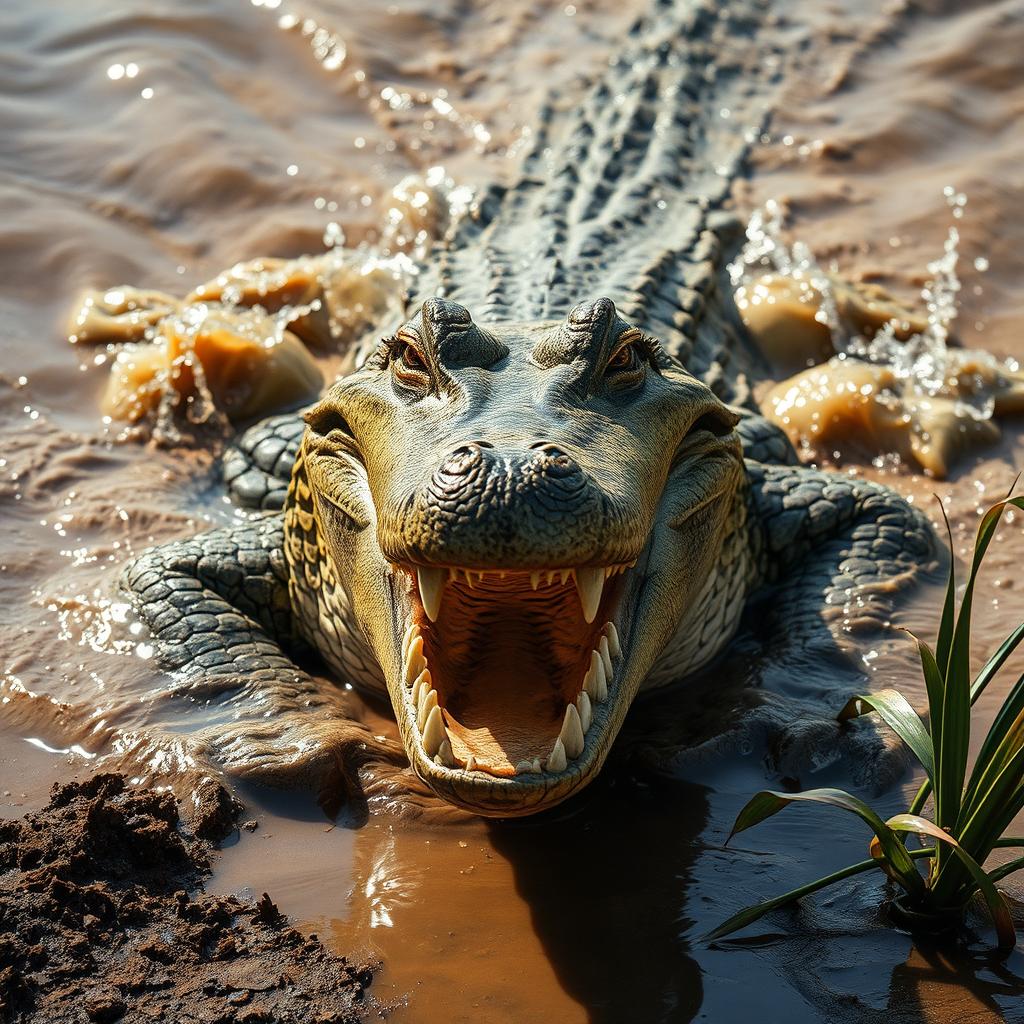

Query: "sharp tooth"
left=417, top=687, right=437, bottom=730
left=531, top=571, right=540, bottom=590
left=545, top=571, right=554, bottom=587
left=465, top=755, right=476, bottom=772
left=437, top=738, right=456, bottom=767
left=574, top=567, right=604, bottom=623
left=411, top=668, right=431, bottom=707
left=532, top=757, right=541, bottom=774
left=448, top=568, right=458, bottom=582
left=598, top=636, right=613, bottom=681
left=422, top=705, right=445, bottom=756
left=560, top=703, right=585, bottom=759
left=605, top=621, right=621, bottom=659
left=576, top=690, right=592, bottom=733
left=401, top=623, right=420, bottom=664
left=595, top=657, right=608, bottom=701
left=417, top=567, right=446, bottom=622
left=546, top=738, right=567, bottom=773
left=584, top=651, right=608, bottom=702
left=561, top=568, right=571, bottom=586
left=583, top=651, right=599, bottom=701
left=404, top=635, right=426, bottom=685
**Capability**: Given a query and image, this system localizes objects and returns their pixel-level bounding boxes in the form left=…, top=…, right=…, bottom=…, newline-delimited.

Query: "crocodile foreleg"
left=222, top=412, right=306, bottom=512
left=121, top=514, right=406, bottom=811
left=636, top=465, right=938, bottom=791
left=744, top=465, right=937, bottom=787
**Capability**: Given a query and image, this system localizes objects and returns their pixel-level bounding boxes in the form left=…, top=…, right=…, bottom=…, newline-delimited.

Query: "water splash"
left=70, top=162, right=477, bottom=442
left=730, top=191, right=1007, bottom=423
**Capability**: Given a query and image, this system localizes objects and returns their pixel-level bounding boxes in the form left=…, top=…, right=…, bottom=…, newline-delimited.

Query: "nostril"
left=442, top=443, right=488, bottom=476
left=529, top=441, right=566, bottom=457
left=529, top=442, right=578, bottom=477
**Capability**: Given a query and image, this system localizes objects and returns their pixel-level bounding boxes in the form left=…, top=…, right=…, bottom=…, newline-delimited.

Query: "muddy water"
left=2, top=0, right=1024, bottom=1022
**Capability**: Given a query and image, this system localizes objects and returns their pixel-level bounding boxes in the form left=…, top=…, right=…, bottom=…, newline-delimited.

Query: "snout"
left=382, top=441, right=617, bottom=567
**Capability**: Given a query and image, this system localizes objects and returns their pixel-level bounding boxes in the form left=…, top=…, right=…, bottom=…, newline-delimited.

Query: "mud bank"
left=0, top=774, right=375, bottom=1024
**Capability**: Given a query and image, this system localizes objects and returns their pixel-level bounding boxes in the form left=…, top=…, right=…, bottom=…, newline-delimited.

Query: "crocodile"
left=121, top=0, right=936, bottom=816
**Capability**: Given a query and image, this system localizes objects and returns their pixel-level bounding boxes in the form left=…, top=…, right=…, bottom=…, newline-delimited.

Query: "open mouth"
left=396, top=563, right=633, bottom=779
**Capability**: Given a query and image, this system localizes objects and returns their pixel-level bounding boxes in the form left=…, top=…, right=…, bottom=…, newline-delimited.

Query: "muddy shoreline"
left=0, top=773, right=377, bottom=1024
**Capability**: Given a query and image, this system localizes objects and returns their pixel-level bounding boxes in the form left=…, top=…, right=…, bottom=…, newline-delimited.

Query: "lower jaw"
left=410, top=753, right=595, bottom=818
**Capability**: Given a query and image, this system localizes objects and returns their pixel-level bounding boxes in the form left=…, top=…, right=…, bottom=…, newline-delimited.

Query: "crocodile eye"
left=607, top=343, right=636, bottom=371
left=401, top=344, right=425, bottom=370
left=392, top=332, right=430, bottom=388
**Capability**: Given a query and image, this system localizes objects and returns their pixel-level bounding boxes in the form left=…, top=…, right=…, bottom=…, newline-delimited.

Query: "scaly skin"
left=122, top=0, right=936, bottom=816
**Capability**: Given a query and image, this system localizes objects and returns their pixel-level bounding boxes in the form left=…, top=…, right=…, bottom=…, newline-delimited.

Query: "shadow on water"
left=487, top=768, right=709, bottom=1024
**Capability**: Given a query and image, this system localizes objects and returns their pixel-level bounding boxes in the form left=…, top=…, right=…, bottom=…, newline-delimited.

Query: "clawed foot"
left=735, top=693, right=910, bottom=793
left=639, top=689, right=910, bottom=795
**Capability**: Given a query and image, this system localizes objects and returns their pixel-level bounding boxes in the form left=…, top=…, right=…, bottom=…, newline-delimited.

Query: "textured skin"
left=121, top=0, right=937, bottom=813
left=222, top=412, right=305, bottom=511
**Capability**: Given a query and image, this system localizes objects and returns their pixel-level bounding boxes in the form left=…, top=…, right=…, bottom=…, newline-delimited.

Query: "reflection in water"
left=239, top=763, right=709, bottom=1024
left=488, top=771, right=707, bottom=1024
left=889, top=945, right=1023, bottom=1024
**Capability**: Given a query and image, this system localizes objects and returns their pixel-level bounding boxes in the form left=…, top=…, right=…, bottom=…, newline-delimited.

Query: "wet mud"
left=0, top=774, right=374, bottom=1023
left=2, top=0, right=1024, bottom=1022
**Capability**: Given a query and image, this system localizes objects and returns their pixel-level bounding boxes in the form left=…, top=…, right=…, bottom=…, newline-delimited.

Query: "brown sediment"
left=762, top=352, right=1024, bottom=477
left=736, top=271, right=926, bottom=371
left=0, top=773, right=375, bottom=1023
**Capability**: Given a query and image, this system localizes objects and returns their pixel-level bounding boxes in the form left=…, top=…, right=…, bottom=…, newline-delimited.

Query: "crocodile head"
left=300, top=296, right=743, bottom=816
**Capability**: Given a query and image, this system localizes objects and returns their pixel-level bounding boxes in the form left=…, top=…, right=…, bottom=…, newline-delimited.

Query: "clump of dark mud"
left=0, top=774, right=374, bottom=1023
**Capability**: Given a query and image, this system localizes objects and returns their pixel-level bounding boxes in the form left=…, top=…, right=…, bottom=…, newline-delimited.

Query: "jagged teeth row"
left=400, top=620, right=622, bottom=776
left=416, top=562, right=636, bottom=624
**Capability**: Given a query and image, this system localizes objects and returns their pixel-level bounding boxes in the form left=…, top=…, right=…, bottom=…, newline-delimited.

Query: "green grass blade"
left=988, top=857, right=1024, bottom=886
left=952, top=731, right=1024, bottom=874
left=727, top=788, right=925, bottom=895
left=704, top=858, right=885, bottom=942
left=838, top=689, right=934, bottom=779
left=930, top=500, right=1024, bottom=855
left=965, top=673, right=1024, bottom=813
left=906, top=628, right=1024, bottom=825
left=971, top=621, right=1024, bottom=704
left=914, top=636, right=946, bottom=743
left=887, top=814, right=1017, bottom=954
left=705, top=849, right=935, bottom=943
left=917, top=632, right=962, bottom=872
left=936, top=629, right=970, bottom=836
left=933, top=499, right=956, bottom=680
